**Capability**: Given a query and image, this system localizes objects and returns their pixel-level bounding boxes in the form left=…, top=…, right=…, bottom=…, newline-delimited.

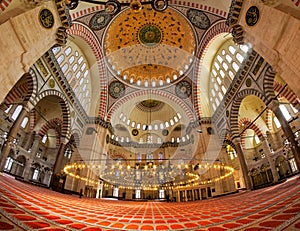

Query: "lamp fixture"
left=63, top=158, right=234, bottom=190
left=67, top=0, right=168, bottom=13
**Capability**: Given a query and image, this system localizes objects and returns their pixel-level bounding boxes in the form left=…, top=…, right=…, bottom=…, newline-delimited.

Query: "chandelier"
left=63, top=158, right=234, bottom=190
left=67, top=0, right=168, bottom=13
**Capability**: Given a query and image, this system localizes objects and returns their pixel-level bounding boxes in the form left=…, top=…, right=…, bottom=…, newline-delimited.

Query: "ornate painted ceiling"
left=67, top=0, right=232, bottom=142
left=103, top=7, right=196, bottom=88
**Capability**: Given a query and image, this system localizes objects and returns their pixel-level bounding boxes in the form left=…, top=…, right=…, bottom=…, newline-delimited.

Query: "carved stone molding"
left=232, top=24, right=244, bottom=44
left=21, top=0, right=50, bottom=9
left=259, top=0, right=282, bottom=7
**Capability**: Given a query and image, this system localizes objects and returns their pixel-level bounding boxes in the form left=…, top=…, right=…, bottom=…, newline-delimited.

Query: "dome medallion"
left=138, top=24, right=162, bottom=47
left=103, top=7, right=196, bottom=89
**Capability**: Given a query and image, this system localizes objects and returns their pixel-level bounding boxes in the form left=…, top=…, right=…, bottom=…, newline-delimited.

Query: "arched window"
left=42, top=135, right=47, bottom=144
left=274, top=117, right=281, bottom=128
left=4, top=105, right=12, bottom=114
left=54, top=43, right=92, bottom=113
left=62, top=63, right=69, bottom=73
left=4, top=157, right=13, bottom=171
left=64, top=46, right=72, bottom=56
left=209, top=39, right=251, bottom=113
left=12, top=105, right=22, bottom=121
left=52, top=47, right=61, bottom=55
left=57, top=54, right=65, bottom=64
left=32, top=169, right=39, bottom=180
left=147, top=151, right=153, bottom=161
left=159, top=152, right=163, bottom=161
left=21, top=117, right=28, bottom=128
left=69, top=56, right=75, bottom=64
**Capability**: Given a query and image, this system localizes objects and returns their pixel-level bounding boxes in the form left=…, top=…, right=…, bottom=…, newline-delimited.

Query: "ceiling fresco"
left=103, top=7, right=196, bottom=89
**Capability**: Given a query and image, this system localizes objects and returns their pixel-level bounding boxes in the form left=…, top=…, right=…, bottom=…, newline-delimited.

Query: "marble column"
left=232, top=137, right=252, bottom=190
left=260, top=135, right=279, bottom=182
left=191, top=188, right=195, bottom=201
left=22, top=131, right=35, bottom=151
left=0, top=106, right=28, bottom=172
left=53, top=142, right=66, bottom=174
left=23, top=134, right=41, bottom=181
left=268, top=100, right=300, bottom=173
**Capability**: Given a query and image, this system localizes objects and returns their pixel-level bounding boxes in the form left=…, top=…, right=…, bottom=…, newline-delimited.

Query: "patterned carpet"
left=0, top=174, right=300, bottom=230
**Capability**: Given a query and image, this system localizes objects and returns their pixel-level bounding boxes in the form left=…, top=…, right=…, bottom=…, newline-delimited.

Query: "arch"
left=31, top=90, right=70, bottom=141
left=14, top=155, right=26, bottom=176
left=67, top=22, right=108, bottom=119
left=275, top=155, right=291, bottom=178
left=0, top=0, right=12, bottom=13
left=29, top=109, right=36, bottom=132
left=1, top=71, right=36, bottom=110
left=70, top=130, right=82, bottom=148
left=265, top=109, right=273, bottom=132
left=108, top=151, right=128, bottom=164
left=230, top=89, right=267, bottom=140
left=31, top=162, right=41, bottom=169
left=70, top=2, right=228, bottom=20
left=274, top=81, right=300, bottom=109
left=38, top=118, right=63, bottom=148
left=239, top=118, right=264, bottom=149
left=106, top=89, right=194, bottom=122
left=263, top=65, right=277, bottom=104
left=194, top=20, right=231, bottom=118
left=16, top=155, right=26, bottom=163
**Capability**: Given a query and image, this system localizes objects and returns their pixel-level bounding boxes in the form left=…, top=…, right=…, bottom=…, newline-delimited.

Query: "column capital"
left=22, top=104, right=31, bottom=112
left=267, top=99, right=280, bottom=111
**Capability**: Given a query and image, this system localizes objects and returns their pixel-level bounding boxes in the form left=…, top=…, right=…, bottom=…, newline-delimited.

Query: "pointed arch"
left=230, top=89, right=267, bottom=140
left=263, top=65, right=277, bottom=104
left=106, top=89, right=195, bottom=122
left=274, top=81, right=300, bottom=109
left=32, top=90, right=71, bottom=141
left=265, top=109, right=273, bottom=132
left=239, top=118, right=264, bottom=149
left=1, top=71, right=36, bottom=110
left=194, top=20, right=231, bottom=118
left=38, top=118, right=63, bottom=148
left=67, top=22, right=108, bottom=119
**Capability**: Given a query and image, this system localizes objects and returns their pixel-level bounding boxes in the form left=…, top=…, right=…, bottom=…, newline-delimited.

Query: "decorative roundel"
left=109, top=81, right=125, bottom=99
left=246, top=78, right=252, bottom=87
left=132, top=129, right=139, bottom=136
left=138, top=24, right=162, bottom=47
left=245, top=6, right=260, bottom=27
left=48, top=78, right=55, bottom=88
left=187, top=9, right=210, bottom=30
left=175, top=80, right=192, bottom=99
left=162, top=129, right=169, bottom=136
left=39, top=8, right=54, bottom=29
left=226, top=110, right=230, bottom=117
left=105, top=0, right=121, bottom=15
left=89, top=10, right=111, bottom=30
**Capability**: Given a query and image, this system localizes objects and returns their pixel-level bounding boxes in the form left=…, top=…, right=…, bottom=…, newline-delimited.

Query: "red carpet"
left=0, top=174, right=300, bottom=230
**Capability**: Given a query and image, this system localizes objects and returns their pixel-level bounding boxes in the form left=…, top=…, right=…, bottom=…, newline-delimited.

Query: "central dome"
left=103, top=7, right=196, bottom=88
